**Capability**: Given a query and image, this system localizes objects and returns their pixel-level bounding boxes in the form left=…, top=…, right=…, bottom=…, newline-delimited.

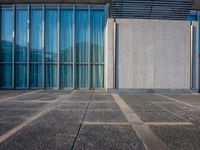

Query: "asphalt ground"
left=0, top=90, right=200, bottom=150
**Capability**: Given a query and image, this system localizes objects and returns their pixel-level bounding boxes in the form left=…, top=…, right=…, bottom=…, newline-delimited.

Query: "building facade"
left=0, top=0, right=199, bottom=92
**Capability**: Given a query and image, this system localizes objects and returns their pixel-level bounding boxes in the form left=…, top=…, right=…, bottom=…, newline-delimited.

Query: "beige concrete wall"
left=105, top=19, right=114, bottom=89
left=106, top=19, right=191, bottom=90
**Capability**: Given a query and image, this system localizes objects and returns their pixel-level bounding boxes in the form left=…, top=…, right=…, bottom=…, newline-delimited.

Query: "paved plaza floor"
left=0, top=90, right=200, bottom=150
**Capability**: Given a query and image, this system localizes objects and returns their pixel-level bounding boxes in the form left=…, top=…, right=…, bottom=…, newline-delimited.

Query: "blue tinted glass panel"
left=60, top=64, right=73, bottom=88
left=91, top=64, right=104, bottom=88
left=30, top=9, right=42, bottom=62
left=60, top=9, right=73, bottom=62
left=0, top=64, right=12, bottom=88
left=30, top=64, right=42, bottom=88
left=77, top=65, right=88, bottom=88
left=15, top=64, right=27, bottom=88
left=15, top=9, right=28, bottom=62
left=0, top=9, right=13, bottom=62
left=90, top=10, right=104, bottom=63
left=75, top=10, right=88, bottom=62
left=45, top=64, right=57, bottom=87
left=45, top=9, right=58, bottom=62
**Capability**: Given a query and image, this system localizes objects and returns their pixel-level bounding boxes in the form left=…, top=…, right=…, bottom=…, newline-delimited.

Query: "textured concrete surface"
left=74, top=125, right=146, bottom=150
left=106, top=18, right=192, bottom=89
left=121, top=93, right=200, bottom=150
left=1, top=91, right=200, bottom=150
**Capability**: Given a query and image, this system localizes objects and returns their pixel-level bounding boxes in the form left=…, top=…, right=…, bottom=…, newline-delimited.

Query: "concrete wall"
left=106, top=19, right=192, bottom=90
left=105, top=19, right=114, bottom=89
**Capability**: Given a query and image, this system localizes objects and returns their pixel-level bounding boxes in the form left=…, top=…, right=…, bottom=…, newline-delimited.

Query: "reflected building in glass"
left=0, top=4, right=106, bottom=89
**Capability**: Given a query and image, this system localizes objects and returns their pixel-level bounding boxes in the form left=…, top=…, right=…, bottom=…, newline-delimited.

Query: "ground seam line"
left=152, top=102, right=191, bottom=123
left=70, top=91, right=94, bottom=150
left=82, top=121, right=193, bottom=126
left=0, top=93, right=73, bottom=143
left=112, top=93, right=169, bottom=150
left=0, top=90, right=42, bottom=102
left=154, top=93, right=200, bottom=110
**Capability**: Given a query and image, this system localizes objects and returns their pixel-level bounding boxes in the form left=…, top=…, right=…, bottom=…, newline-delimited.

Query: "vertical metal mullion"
left=27, top=4, right=30, bottom=89
left=42, top=5, right=45, bottom=89
left=57, top=4, right=60, bottom=89
left=12, top=5, right=15, bottom=89
left=113, top=19, right=117, bottom=89
left=198, top=12, right=200, bottom=92
left=88, top=5, right=91, bottom=89
left=73, top=5, right=76, bottom=89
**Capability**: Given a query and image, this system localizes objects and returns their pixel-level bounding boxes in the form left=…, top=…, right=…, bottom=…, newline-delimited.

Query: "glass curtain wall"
left=30, top=7, right=43, bottom=88
left=90, top=9, right=105, bottom=88
left=75, top=9, right=89, bottom=88
left=60, top=8, right=73, bottom=88
left=0, top=7, right=13, bottom=88
left=15, top=7, right=28, bottom=88
left=0, top=4, right=105, bottom=89
left=45, top=7, right=58, bottom=88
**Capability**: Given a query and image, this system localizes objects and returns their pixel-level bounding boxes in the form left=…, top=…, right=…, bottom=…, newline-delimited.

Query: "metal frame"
left=42, top=4, right=45, bottom=89
left=27, top=4, right=30, bottom=89
left=88, top=5, right=91, bottom=89
left=113, top=19, right=117, bottom=89
left=198, top=11, right=200, bottom=92
left=112, top=0, right=195, bottom=20
left=57, top=4, right=60, bottom=89
left=73, top=4, right=76, bottom=89
left=12, top=4, right=15, bottom=89
left=0, top=4, right=106, bottom=90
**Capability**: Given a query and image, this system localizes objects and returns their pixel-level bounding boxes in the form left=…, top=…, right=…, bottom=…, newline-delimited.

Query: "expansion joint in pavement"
left=70, top=91, right=94, bottom=150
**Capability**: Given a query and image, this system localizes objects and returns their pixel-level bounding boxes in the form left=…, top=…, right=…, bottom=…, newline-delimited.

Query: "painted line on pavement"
left=112, top=93, right=169, bottom=150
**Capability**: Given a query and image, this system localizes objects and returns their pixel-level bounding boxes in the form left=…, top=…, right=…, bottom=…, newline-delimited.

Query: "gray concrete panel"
left=106, top=19, right=192, bottom=90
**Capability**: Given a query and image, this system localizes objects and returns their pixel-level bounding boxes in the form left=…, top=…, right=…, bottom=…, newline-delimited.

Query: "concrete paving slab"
left=88, top=101, right=120, bottom=110
left=134, top=111, right=185, bottom=122
left=41, top=110, right=85, bottom=123
left=170, top=111, right=200, bottom=125
left=155, top=102, right=199, bottom=112
left=13, top=93, right=45, bottom=101
left=0, top=90, right=40, bottom=101
left=85, top=110, right=128, bottom=122
left=0, top=101, right=48, bottom=111
left=74, top=125, right=146, bottom=150
left=0, top=109, right=38, bottom=136
left=0, top=121, right=79, bottom=150
left=120, top=94, right=171, bottom=103
left=150, top=125, right=200, bottom=150
left=92, top=95, right=114, bottom=101
left=162, top=94, right=200, bottom=103
left=120, top=100, right=164, bottom=112
left=55, top=102, right=88, bottom=110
